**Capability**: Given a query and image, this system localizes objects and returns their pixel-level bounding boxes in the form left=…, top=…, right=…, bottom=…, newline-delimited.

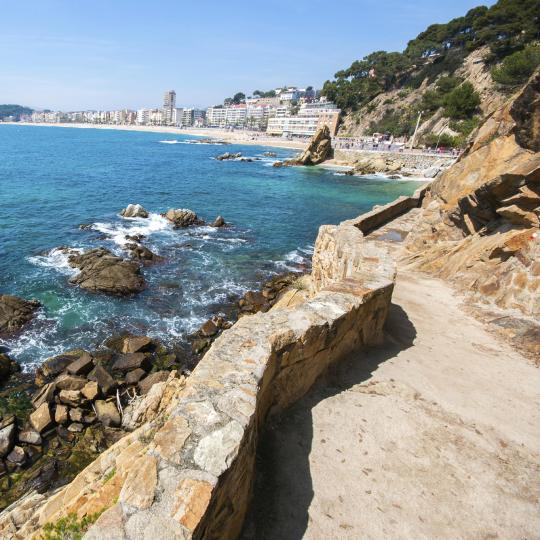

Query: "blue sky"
left=0, top=0, right=494, bottom=110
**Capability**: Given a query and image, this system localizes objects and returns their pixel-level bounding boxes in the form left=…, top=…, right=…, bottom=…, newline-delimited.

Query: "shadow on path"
left=240, top=302, right=417, bottom=540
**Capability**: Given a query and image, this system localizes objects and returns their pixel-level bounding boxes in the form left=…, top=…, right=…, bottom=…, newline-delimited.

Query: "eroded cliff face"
left=403, top=69, right=540, bottom=325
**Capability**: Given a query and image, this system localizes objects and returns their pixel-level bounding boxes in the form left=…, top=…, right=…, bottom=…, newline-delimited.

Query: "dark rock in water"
left=120, top=204, right=149, bottom=218
left=68, top=248, right=145, bottom=296
left=38, top=349, right=86, bottom=381
left=112, top=353, right=150, bottom=372
left=88, top=365, right=117, bottom=395
left=0, top=417, right=16, bottom=457
left=0, top=295, right=41, bottom=336
left=125, top=243, right=164, bottom=265
left=79, top=223, right=93, bottom=230
left=263, top=151, right=277, bottom=157
left=138, top=371, right=169, bottom=394
left=66, top=352, right=94, bottom=376
left=272, top=161, right=284, bottom=168
left=212, top=215, right=226, bottom=227
left=164, top=208, right=204, bottom=228
left=0, top=353, right=19, bottom=383
left=199, top=319, right=219, bottom=337
left=216, top=152, right=241, bottom=161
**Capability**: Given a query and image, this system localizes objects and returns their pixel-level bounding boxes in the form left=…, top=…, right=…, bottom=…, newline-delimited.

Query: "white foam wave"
left=92, top=213, right=171, bottom=246
left=158, top=139, right=179, bottom=144
left=27, top=247, right=81, bottom=275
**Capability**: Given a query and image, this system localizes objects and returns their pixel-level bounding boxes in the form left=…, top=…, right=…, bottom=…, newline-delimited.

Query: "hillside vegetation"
left=0, top=104, right=33, bottom=121
left=323, top=0, right=540, bottom=146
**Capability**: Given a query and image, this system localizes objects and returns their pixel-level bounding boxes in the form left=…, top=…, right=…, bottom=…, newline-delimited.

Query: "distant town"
left=13, top=87, right=341, bottom=139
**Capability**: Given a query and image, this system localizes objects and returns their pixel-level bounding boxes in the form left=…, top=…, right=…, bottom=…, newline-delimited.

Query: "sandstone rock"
left=138, top=371, right=169, bottom=394
left=68, top=248, right=145, bottom=296
left=39, top=351, right=81, bottom=379
left=120, top=204, right=149, bottom=218
left=153, top=415, right=191, bottom=463
left=54, top=404, right=68, bottom=424
left=88, top=365, right=117, bottom=395
left=291, top=126, right=333, bottom=166
left=212, top=215, right=226, bottom=227
left=496, top=204, right=539, bottom=227
left=55, top=374, right=88, bottom=391
left=69, top=407, right=84, bottom=423
left=119, top=455, right=157, bottom=509
left=122, top=335, right=154, bottom=354
left=7, top=445, right=26, bottom=465
left=95, top=400, right=121, bottom=427
left=124, top=368, right=146, bottom=385
left=164, top=208, right=202, bottom=228
left=171, top=478, right=213, bottom=531
left=81, top=381, right=100, bottom=400
left=112, top=353, right=150, bottom=372
left=18, top=429, right=42, bottom=445
left=66, top=352, right=94, bottom=375
left=0, top=418, right=16, bottom=457
left=58, top=389, right=82, bottom=407
left=31, top=383, right=56, bottom=409
left=0, top=295, right=40, bottom=336
left=29, top=403, right=53, bottom=433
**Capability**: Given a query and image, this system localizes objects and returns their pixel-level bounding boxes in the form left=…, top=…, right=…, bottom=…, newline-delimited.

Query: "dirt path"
left=241, top=271, right=540, bottom=539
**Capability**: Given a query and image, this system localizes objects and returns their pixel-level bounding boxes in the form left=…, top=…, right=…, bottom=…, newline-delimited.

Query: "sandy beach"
left=6, top=122, right=307, bottom=150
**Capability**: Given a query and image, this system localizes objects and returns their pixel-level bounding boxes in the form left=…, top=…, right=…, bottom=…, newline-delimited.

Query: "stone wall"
left=0, top=212, right=397, bottom=540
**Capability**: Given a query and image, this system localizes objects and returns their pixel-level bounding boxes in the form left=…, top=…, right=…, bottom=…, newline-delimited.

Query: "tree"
left=443, top=82, right=481, bottom=119
left=492, top=45, right=540, bottom=86
left=232, top=92, right=246, bottom=104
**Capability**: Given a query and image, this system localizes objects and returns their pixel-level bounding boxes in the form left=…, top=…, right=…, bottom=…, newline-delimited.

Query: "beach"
left=7, top=122, right=307, bottom=150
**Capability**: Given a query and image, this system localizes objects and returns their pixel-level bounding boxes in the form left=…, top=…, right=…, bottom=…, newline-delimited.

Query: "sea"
left=0, top=125, right=419, bottom=369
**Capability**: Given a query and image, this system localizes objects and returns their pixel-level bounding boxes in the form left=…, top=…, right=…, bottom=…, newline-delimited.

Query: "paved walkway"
left=241, top=271, right=540, bottom=539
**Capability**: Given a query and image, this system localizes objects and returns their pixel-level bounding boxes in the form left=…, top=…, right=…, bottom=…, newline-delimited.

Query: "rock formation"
left=290, top=125, right=333, bottom=165
left=0, top=295, right=41, bottom=336
left=163, top=208, right=203, bottom=228
left=120, top=204, right=149, bottom=218
left=68, top=248, right=145, bottom=295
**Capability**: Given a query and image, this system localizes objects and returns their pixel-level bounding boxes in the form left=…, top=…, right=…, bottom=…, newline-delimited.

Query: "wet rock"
left=199, top=319, right=218, bottom=338
left=112, top=353, right=150, bottom=372
left=55, top=374, right=88, bottom=391
left=212, top=215, right=226, bottom=227
left=125, top=243, right=164, bottom=264
left=0, top=353, right=19, bottom=383
left=58, top=389, right=83, bottom=407
left=68, top=248, right=145, bottom=296
left=79, top=223, right=93, bottom=230
left=29, top=403, right=53, bottom=433
left=18, top=429, right=42, bottom=445
left=120, top=204, right=149, bottom=218
left=66, top=352, right=94, bottom=376
left=7, top=446, right=26, bottom=465
left=0, top=417, right=16, bottom=457
left=122, top=335, right=155, bottom=354
left=40, top=350, right=85, bottom=379
left=138, top=371, right=169, bottom=395
left=263, top=151, right=277, bottom=157
left=125, top=234, right=144, bottom=242
left=54, top=404, right=68, bottom=424
left=0, top=295, right=41, bottom=336
left=216, top=152, right=241, bottom=161
left=95, top=400, right=121, bottom=427
left=164, top=208, right=203, bottom=228
left=273, top=161, right=284, bottom=168
left=88, top=365, right=117, bottom=395
left=81, top=381, right=100, bottom=401
left=125, top=369, right=146, bottom=385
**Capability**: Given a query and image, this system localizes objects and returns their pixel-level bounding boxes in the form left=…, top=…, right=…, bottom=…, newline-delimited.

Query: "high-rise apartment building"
left=163, top=90, right=176, bottom=124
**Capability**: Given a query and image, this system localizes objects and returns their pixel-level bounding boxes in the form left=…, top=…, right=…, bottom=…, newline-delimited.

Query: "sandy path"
left=242, top=271, right=540, bottom=539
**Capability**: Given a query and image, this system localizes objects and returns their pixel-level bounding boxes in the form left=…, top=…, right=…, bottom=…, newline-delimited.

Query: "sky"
left=0, top=0, right=495, bottom=111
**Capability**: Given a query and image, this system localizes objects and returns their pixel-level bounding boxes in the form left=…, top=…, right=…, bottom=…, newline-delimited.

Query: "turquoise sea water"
left=0, top=125, right=419, bottom=368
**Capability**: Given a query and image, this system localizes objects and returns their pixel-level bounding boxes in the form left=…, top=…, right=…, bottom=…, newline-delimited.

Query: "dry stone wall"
left=0, top=212, right=397, bottom=540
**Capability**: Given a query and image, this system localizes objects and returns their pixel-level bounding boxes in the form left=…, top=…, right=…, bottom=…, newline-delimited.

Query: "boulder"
left=125, top=368, right=146, bottom=385
left=68, top=248, right=145, bottom=296
left=66, top=352, right=94, bottom=376
left=216, top=152, right=241, bottom=161
left=164, top=209, right=203, bottom=228
left=0, top=352, right=18, bottom=383
left=125, top=243, right=164, bottom=264
left=199, top=319, right=219, bottom=338
left=138, top=371, right=169, bottom=395
left=30, top=403, right=53, bottom=433
left=67, top=422, right=84, bottom=433
left=0, top=417, right=16, bottom=457
left=120, top=204, right=149, bottom=218
left=55, top=404, right=69, bottom=424
left=31, top=383, right=56, bottom=409
left=7, top=445, right=26, bottom=465
left=69, top=407, right=84, bottom=423
left=95, top=400, right=121, bottom=427
left=55, top=374, right=88, bottom=391
left=122, top=335, right=154, bottom=354
left=58, top=389, right=83, bottom=407
left=81, top=381, right=100, bottom=400
left=212, top=215, right=226, bottom=228
left=18, top=429, right=42, bottom=445
left=112, top=353, right=150, bottom=372
left=40, top=350, right=84, bottom=379
left=88, top=365, right=117, bottom=395
left=290, top=126, right=333, bottom=166
left=0, top=295, right=41, bottom=336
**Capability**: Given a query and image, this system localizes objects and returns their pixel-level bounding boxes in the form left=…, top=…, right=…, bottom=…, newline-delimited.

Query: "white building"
left=136, top=108, right=151, bottom=125
left=206, top=107, right=227, bottom=127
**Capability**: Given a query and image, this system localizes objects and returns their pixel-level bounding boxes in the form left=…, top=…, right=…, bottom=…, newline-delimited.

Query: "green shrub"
left=449, top=116, right=480, bottom=136
left=40, top=512, right=103, bottom=540
left=491, top=45, right=540, bottom=86
left=443, top=82, right=481, bottom=119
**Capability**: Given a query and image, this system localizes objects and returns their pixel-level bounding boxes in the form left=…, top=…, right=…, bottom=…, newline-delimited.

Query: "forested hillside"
left=322, top=0, right=540, bottom=146
left=0, top=104, right=33, bottom=121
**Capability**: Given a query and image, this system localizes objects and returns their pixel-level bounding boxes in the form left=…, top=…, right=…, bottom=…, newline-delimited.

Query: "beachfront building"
left=136, top=108, right=151, bottom=125
left=163, top=90, right=176, bottom=125
left=205, top=107, right=227, bottom=127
